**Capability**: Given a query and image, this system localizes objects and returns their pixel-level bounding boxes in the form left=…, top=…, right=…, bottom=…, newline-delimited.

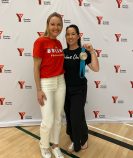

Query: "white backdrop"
left=0, top=0, right=133, bottom=127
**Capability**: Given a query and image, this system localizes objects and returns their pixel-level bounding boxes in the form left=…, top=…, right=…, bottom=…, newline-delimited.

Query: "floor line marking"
left=124, top=123, right=133, bottom=127
left=88, top=125, right=133, bottom=143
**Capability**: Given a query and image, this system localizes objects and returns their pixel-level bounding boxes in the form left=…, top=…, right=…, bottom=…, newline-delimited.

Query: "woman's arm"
left=83, top=43, right=99, bottom=72
left=33, top=57, right=47, bottom=106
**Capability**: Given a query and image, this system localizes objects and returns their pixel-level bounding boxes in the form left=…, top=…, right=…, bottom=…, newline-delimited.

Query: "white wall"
left=0, top=0, right=133, bottom=127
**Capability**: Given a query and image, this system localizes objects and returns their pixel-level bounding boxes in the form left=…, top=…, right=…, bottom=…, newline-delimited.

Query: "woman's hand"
left=37, top=90, right=47, bottom=106
left=83, top=43, right=95, bottom=53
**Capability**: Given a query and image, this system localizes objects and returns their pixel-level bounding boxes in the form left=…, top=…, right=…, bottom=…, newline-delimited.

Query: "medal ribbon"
left=80, top=47, right=86, bottom=78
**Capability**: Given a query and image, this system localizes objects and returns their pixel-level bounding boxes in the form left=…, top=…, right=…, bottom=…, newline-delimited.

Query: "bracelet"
left=90, top=51, right=95, bottom=55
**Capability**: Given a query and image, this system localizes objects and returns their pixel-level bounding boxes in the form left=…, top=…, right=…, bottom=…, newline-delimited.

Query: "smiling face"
left=65, top=26, right=80, bottom=49
left=47, top=16, right=63, bottom=39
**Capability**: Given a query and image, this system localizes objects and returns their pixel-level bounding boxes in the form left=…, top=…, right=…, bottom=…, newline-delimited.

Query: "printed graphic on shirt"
left=47, top=48, right=64, bottom=57
left=64, top=53, right=79, bottom=60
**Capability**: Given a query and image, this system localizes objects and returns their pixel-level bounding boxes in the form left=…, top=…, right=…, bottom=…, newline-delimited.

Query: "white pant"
left=40, top=74, right=66, bottom=148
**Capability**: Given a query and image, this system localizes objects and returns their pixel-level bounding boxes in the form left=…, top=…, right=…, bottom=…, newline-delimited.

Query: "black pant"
left=64, top=85, right=88, bottom=152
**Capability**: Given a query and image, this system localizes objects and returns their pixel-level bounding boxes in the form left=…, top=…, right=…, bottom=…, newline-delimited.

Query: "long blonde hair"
left=44, top=12, right=63, bottom=36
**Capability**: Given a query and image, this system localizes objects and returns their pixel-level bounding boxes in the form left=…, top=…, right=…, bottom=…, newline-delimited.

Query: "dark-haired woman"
left=64, top=24, right=99, bottom=152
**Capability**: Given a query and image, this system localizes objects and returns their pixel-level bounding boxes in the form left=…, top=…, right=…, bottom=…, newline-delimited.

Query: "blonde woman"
left=33, top=12, right=66, bottom=158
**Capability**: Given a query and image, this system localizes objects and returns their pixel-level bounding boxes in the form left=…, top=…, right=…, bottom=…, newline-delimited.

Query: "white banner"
left=0, top=0, right=133, bottom=127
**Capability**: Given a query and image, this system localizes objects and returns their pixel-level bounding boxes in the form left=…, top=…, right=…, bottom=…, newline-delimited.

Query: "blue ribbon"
left=80, top=47, right=86, bottom=78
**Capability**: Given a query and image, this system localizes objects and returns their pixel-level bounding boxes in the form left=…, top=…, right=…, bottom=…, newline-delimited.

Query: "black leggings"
left=64, top=85, right=88, bottom=152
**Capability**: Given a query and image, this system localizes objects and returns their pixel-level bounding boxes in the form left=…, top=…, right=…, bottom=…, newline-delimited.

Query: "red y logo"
left=19, top=112, right=26, bottom=119
left=116, top=0, right=122, bottom=8
left=79, top=33, right=83, bottom=38
left=115, top=34, right=121, bottom=42
left=96, top=16, right=103, bottom=25
left=16, top=13, right=23, bottom=22
left=112, top=96, right=118, bottom=103
left=95, top=50, right=102, bottom=57
left=114, top=65, right=120, bottom=73
left=130, top=81, right=133, bottom=88
left=0, top=65, right=4, bottom=73
left=128, top=110, right=133, bottom=118
left=78, top=0, right=83, bottom=6
left=93, top=111, right=100, bottom=118
left=17, top=48, right=24, bottom=56
left=18, top=81, right=25, bottom=89
left=0, top=31, right=3, bottom=39
left=0, top=98, right=5, bottom=105
left=94, top=81, right=101, bottom=88
left=37, top=32, right=44, bottom=36
left=38, top=0, right=42, bottom=5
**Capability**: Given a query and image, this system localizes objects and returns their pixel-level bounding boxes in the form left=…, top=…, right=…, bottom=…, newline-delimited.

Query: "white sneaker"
left=67, top=142, right=74, bottom=153
left=40, top=148, right=51, bottom=158
left=52, top=147, right=64, bottom=158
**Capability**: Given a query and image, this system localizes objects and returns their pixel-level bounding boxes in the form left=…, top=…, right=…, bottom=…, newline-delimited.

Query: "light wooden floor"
left=0, top=123, right=133, bottom=158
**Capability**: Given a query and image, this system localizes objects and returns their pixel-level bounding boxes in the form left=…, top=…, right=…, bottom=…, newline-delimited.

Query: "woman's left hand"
left=83, top=43, right=94, bottom=53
